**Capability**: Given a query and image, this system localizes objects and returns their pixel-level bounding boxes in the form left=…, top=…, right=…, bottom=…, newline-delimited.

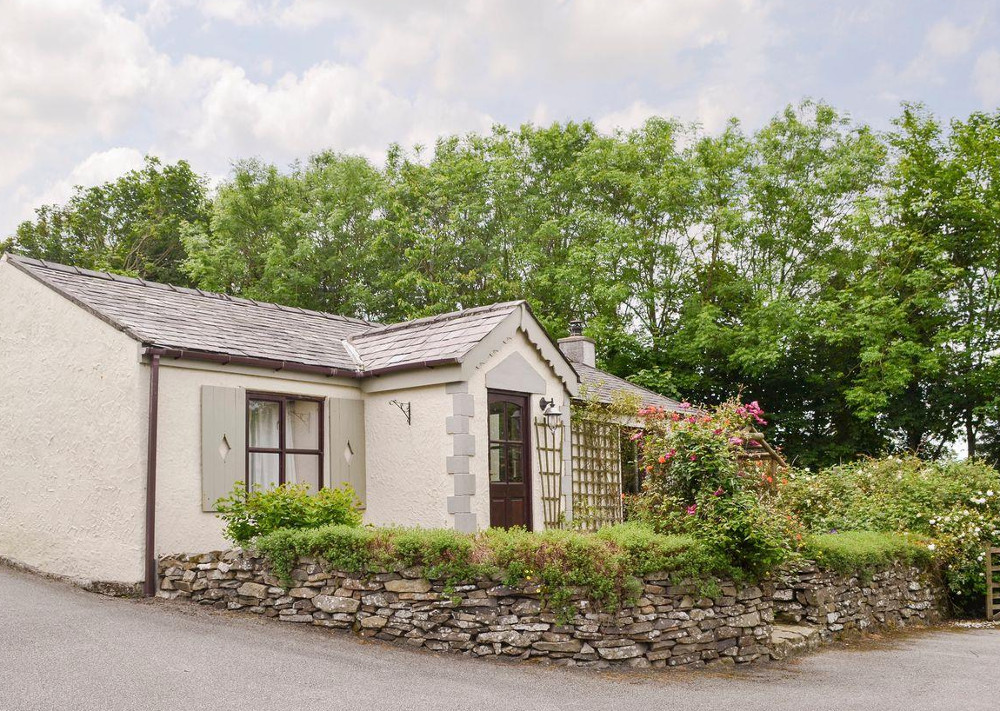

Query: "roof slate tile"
left=6, top=256, right=546, bottom=379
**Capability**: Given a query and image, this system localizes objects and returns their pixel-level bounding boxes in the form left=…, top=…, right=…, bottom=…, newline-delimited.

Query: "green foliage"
left=8, top=102, right=1000, bottom=465
left=254, top=522, right=722, bottom=621
left=802, top=531, right=934, bottom=576
left=632, top=399, right=803, bottom=577
left=215, top=482, right=362, bottom=545
left=8, top=157, right=209, bottom=285
left=780, top=456, right=1000, bottom=609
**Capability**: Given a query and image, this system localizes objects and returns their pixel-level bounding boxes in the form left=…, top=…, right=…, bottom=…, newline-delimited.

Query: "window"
left=247, top=393, right=324, bottom=491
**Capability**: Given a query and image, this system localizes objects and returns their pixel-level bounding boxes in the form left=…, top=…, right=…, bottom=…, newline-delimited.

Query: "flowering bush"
left=779, top=456, right=1000, bottom=611
left=631, top=398, right=802, bottom=576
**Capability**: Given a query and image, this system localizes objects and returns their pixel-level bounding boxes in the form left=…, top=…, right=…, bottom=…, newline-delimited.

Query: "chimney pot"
left=557, top=321, right=596, bottom=367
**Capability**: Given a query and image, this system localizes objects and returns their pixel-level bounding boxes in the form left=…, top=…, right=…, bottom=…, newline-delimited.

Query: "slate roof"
left=8, top=256, right=375, bottom=371
left=348, top=301, right=523, bottom=372
left=574, top=361, right=687, bottom=413
left=5, top=256, right=563, bottom=380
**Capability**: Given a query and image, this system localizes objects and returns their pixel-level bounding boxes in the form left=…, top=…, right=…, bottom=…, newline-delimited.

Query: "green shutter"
left=201, top=385, right=246, bottom=512
left=329, top=397, right=366, bottom=505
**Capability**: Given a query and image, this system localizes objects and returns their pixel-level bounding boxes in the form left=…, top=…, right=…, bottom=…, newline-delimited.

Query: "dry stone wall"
left=772, top=564, right=944, bottom=638
left=158, top=551, right=945, bottom=669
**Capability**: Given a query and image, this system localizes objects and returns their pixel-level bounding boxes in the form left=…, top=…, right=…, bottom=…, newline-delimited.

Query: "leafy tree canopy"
left=7, top=101, right=1000, bottom=468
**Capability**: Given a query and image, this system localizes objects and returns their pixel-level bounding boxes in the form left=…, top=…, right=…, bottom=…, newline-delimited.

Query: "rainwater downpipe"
left=143, top=353, right=160, bottom=597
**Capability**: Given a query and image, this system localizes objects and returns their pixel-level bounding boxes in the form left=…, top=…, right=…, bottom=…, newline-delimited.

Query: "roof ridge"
left=352, top=300, right=525, bottom=340
left=8, top=255, right=378, bottom=328
left=579, top=362, right=685, bottom=407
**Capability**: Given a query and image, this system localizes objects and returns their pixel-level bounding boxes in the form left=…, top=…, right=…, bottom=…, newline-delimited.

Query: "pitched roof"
left=7, top=255, right=374, bottom=372
left=3, top=255, right=574, bottom=382
left=575, top=361, right=687, bottom=413
left=348, top=301, right=523, bottom=372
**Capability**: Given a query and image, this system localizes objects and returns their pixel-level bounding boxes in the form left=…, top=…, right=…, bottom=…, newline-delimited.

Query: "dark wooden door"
left=488, top=391, right=532, bottom=530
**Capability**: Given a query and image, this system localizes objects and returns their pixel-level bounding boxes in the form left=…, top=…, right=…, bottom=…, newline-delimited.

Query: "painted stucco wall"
left=154, top=362, right=362, bottom=554
left=0, top=258, right=147, bottom=584
left=466, top=330, right=572, bottom=532
left=364, top=384, right=452, bottom=529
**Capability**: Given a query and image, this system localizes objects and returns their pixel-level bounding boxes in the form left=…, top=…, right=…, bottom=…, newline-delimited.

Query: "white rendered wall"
left=155, top=362, right=363, bottom=555
left=467, top=331, right=572, bottom=532
left=0, top=259, right=147, bottom=584
left=364, top=384, right=452, bottom=528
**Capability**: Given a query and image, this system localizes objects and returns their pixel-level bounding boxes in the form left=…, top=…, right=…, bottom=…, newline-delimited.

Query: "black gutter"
left=141, top=347, right=460, bottom=379
left=143, top=347, right=364, bottom=379
left=143, top=353, right=160, bottom=597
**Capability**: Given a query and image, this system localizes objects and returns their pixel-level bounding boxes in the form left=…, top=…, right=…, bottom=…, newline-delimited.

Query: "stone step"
left=768, top=624, right=822, bottom=661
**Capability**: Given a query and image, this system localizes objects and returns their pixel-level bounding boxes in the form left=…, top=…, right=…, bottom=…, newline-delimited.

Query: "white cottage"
left=0, top=254, right=593, bottom=592
left=0, top=253, right=702, bottom=594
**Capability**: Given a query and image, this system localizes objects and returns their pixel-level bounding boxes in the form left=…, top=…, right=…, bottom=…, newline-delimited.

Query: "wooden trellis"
left=534, top=418, right=564, bottom=529
left=737, top=433, right=788, bottom=479
left=570, top=417, right=623, bottom=531
left=988, top=547, right=1000, bottom=621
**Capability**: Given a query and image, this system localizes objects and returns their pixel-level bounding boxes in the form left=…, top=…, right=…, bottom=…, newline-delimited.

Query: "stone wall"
left=158, top=551, right=945, bottom=669
left=772, top=564, right=945, bottom=638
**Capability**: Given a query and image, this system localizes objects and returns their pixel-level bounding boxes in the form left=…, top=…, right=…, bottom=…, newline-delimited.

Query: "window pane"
left=508, top=403, right=522, bottom=442
left=249, top=452, right=280, bottom=490
left=249, top=400, right=280, bottom=448
left=286, top=400, right=320, bottom=450
left=489, top=445, right=504, bottom=483
left=489, top=402, right=504, bottom=440
left=507, top=446, right=523, bottom=482
left=287, top=454, right=320, bottom=492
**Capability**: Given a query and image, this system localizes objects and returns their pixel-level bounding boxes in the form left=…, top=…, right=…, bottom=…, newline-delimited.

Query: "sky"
left=2, top=0, right=999, bottom=237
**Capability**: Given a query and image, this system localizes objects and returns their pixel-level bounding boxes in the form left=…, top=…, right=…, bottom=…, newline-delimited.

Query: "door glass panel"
left=489, top=445, right=504, bottom=483
left=249, top=400, right=280, bottom=448
left=508, top=403, right=522, bottom=442
left=507, top=446, right=523, bottom=482
left=249, top=452, right=280, bottom=490
left=286, top=453, right=320, bottom=492
left=286, top=399, right=320, bottom=450
left=489, top=402, right=504, bottom=440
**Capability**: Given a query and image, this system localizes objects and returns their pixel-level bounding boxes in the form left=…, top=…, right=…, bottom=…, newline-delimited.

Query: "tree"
left=9, top=157, right=208, bottom=284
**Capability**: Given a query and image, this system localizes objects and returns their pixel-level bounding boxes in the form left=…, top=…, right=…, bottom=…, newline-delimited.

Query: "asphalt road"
left=1, top=565, right=998, bottom=711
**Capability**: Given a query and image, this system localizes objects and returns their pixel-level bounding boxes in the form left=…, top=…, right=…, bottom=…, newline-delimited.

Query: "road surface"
left=0, top=565, right=997, bottom=711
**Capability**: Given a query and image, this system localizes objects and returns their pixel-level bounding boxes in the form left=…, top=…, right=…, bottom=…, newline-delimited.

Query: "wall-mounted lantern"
left=538, top=397, right=563, bottom=433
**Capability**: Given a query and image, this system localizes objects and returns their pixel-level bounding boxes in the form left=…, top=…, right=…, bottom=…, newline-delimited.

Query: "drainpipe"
left=143, top=353, right=160, bottom=597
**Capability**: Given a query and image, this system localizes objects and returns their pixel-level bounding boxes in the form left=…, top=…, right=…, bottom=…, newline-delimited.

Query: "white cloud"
left=973, top=49, right=1000, bottom=107
left=2, top=0, right=997, bottom=242
left=166, top=61, right=494, bottom=164
left=28, top=147, right=147, bottom=209
left=595, top=101, right=663, bottom=134
left=890, top=18, right=981, bottom=88
left=0, top=0, right=160, bottom=141
left=926, top=19, right=977, bottom=58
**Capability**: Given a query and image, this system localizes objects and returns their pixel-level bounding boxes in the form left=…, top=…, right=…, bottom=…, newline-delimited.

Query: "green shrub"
left=779, top=456, right=1000, bottom=609
left=253, top=522, right=724, bottom=621
left=215, top=482, right=362, bottom=545
left=802, top=531, right=934, bottom=577
left=632, top=398, right=803, bottom=576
